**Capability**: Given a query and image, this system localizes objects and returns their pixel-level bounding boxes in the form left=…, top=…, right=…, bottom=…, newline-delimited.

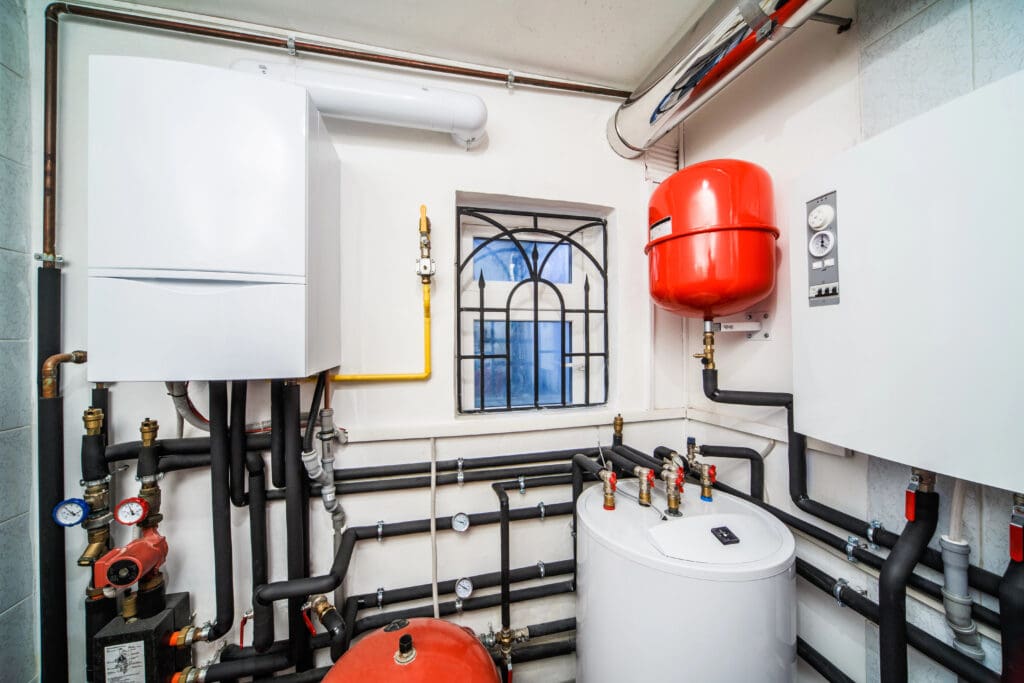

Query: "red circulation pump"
left=646, top=159, right=780, bottom=320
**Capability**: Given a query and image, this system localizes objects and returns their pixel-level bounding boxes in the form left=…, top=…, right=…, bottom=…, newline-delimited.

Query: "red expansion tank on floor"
left=323, top=617, right=500, bottom=682
left=646, top=159, right=779, bottom=320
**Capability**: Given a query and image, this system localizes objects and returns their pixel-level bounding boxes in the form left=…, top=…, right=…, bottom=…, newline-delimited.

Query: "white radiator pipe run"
left=232, top=59, right=488, bottom=148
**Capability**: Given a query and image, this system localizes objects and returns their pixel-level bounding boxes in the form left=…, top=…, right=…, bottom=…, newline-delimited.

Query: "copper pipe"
left=39, top=4, right=628, bottom=260
left=40, top=350, right=86, bottom=399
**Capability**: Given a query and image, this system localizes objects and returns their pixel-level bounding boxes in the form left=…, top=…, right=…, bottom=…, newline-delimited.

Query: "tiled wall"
left=858, top=0, right=1024, bottom=679
left=0, top=0, right=36, bottom=680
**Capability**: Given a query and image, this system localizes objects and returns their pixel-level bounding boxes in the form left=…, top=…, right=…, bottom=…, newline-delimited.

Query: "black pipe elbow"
left=80, top=433, right=109, bottom=482
left=999, top=559, right=1024, bottom=681
left=701, top=368, right=792, bottom=407
left=878, top=490, right=939, bottom=683
left=699, top=445, right=764, bottom=501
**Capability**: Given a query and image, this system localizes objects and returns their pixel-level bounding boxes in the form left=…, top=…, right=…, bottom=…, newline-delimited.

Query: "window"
left=457, top=206, right=608, bottom=413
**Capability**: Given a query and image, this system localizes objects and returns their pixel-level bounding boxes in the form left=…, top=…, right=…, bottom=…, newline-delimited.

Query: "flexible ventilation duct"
left=233, top=59, right=488, bottom=148
left=608, top=0, right=831, bottom=158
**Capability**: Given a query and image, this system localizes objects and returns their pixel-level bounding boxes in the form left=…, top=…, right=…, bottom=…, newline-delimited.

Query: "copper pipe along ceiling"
left=40, top=3, right=629, bottom=260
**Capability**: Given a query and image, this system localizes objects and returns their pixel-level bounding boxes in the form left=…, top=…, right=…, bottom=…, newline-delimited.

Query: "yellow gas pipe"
left=333, top=205, right=433, bottom=383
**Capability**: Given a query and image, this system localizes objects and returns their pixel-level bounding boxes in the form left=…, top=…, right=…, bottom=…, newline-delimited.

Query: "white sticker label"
left=649, top=217, right=672, bottom=241
left=104, top=641, right=146, bottom=683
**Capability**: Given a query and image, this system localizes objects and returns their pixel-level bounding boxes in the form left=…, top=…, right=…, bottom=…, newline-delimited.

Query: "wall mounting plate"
left=714, top=311, right=773, bottom=341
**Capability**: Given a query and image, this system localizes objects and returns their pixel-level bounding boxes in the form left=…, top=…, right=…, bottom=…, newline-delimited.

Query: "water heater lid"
left=648, top=512, right=782, bottom=565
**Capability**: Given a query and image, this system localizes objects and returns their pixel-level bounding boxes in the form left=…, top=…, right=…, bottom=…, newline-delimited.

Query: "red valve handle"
left=675, top=470, right=684, bottom=492
left=1011, top=520, right=1023, bottom=563
left=646, top=469, right=656, bottom=487
left=608, top=472, right=617, bottom=492
left=301, top=609, right=317, bottom=636
left=905, top=490, right=917, bottom=522
left=708, top=465, right=717, bottom=484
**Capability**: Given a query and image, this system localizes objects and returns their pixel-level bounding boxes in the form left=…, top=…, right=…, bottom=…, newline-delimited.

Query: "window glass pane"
left=472, top=238, right=571, bottom=284
left=474, top=321, right=571, bottom=409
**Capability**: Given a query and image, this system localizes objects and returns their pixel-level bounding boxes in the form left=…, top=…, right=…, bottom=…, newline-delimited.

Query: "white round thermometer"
left=115, top=497, right=150, bottom=526
left=52, top=498, right=90, bottom=527
left=808, top=230, right=835, bottom=258
left=807, top=204, right=835, bottom=231
left=452, top=512, right=471, bottom=533
left=455, top=577, right=474, bottom=600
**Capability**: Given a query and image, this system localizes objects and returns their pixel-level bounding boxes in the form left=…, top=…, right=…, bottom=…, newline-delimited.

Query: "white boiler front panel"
left=790, top=71, right=1024, bottom=492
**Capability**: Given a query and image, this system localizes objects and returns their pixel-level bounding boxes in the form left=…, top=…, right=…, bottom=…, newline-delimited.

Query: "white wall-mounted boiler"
left=790, top=70, right=1024, bottom=492
left=87, top=56, right=341, bottom=381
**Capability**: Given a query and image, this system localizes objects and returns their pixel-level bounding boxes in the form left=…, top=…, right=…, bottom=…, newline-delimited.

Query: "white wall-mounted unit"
left=87, top=56, right=341, bottom=381
left=790, top=70, right=1024, bottom=492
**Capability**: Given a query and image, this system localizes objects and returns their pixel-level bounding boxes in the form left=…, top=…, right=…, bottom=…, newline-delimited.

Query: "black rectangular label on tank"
left=711, top=526, right=740, bottom=545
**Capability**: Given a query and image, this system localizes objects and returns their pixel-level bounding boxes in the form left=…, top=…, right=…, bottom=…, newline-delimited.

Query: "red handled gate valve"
left=93, top=526, right=168, bottom=590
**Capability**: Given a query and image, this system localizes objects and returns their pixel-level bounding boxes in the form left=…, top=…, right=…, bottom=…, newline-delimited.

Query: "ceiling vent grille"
left=643, top=132, right=679, bottom=183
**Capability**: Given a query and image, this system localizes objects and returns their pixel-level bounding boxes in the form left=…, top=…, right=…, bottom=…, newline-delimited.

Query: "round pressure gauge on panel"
left=52, top=498, right=90, bottom=527
left=808, top=230, right=836, bottom=258
left=452, top=512, right=471, bottom=533
left=807, top=204, right=835, bottom=231
left=115, top=497, right=150, bottom=526
left=455, top=577, right=474, bottom=600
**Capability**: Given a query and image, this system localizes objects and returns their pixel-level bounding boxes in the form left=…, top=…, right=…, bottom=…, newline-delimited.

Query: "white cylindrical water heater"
left=576, top=479, right=796, bottom=681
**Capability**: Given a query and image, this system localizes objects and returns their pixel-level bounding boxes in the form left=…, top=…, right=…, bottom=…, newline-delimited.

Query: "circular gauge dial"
left=455, top=577, right=474, bottom=600
left=115, top=497, right=149, bottom=526
left=808, top=230, right=836, bottom=258
left=807, top=204, right=835, bottom=231
left=452, top=512, right=471, bottom=533
left=52, top=498, right=90, bottom=527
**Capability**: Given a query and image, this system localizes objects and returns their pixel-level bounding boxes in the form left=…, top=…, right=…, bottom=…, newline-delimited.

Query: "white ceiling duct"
left=233, top=59, right=488, bottom=148
left=608, top=0, right=832, bottom=158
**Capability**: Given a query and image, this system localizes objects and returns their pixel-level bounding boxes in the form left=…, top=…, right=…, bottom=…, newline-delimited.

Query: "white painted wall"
left=24, top=2, right=687, bottom=680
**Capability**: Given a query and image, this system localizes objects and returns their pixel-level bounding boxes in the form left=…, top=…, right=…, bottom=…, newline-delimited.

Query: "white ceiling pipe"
left=233, top=59, right=488, bottom=148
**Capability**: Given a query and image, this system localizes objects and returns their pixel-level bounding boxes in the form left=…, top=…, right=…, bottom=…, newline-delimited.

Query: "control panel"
left=804, top=191, right=840, bottom=307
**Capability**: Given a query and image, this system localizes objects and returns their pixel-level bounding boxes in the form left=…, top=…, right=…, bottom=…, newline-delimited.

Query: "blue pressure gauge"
left=52, top=498, right=90, bottom=527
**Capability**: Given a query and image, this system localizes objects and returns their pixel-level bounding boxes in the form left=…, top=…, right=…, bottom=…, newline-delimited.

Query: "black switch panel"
left=711, top=526, right=740, bottom=545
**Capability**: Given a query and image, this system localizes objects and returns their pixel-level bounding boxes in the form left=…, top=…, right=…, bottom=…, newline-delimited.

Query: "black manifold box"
left=93, top=592, right=192, bottom=682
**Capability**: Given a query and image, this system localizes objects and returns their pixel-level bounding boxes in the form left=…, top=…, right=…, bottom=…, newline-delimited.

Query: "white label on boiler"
left=104, top=641, right=146, bottom=683
left=649, top=217, right=672, bottom=241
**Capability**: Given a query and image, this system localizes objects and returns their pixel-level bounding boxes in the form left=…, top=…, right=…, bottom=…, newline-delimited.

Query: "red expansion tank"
left=323, top=617, right=500, bottom=683
left=646, top=159, right=779, bottom=320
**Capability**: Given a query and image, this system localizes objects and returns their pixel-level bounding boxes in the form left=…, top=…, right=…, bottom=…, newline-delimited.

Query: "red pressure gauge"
left=115, top=497, right=150, bottom=526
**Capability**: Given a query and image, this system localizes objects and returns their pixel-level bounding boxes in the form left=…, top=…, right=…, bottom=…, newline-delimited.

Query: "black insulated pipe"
left=247, top=451, right=274, bottom=653
left=91, top=385, right=109, bottom=445
left=80, top=430, right=108, bottom=482
left=229, top=381, right=248, bottom=506
left=283, top=381, right=312, bottom=671
left=796, top=559, right=998, bottom=683
left=303, top=371, right=326, bottom=453
left=797, top=637, right=855, bottom=683
left=38, top=396, right=68, bottom=683
left=104, top=433, right=271, bottom=461
left=202, top=653, right=291, bottom=682
left=270, top=380, right=285, bottom=488
left=333, top=447, right=602, bottom=481
left=879, top=489, right=939, bottom=683
left=207, top=381, right=235, bottom=639
left=697, top=444, right=764, bottom=500
left=999, top=558, right=1024, bottom=681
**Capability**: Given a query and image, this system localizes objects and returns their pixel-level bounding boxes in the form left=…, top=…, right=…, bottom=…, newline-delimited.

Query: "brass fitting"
left=700, top=463, right=717, bottom=501
left=911, top=468, right=936, bottom=493
left=417, top=205, right=435, bottom=284
left=139, top=571, right=164, bottom=593
left=83, top=482, right=110, bottom=512
left=692, top=330, right=716, bottom=369
left=168, top=624, right=211, bottom=648
left=635, top=467, right=654, bottom=507
left=599, top=469, right=617, bottom=510
left=139, top=418, right=159, bottom=447
left=122, top=590, right=138, bottom=621
left=663, top=467, right=683, bottom=517
left=41, top=350, right=87, bottom=399
left=612, top=413, right=624, bottom=440
left=310, top=595, right=337, bottom=623
left=78, top=526, right=110, bottom=567
left=82, top=408, right=104, bottom=436
left=138, top=482, right=163, bottom=528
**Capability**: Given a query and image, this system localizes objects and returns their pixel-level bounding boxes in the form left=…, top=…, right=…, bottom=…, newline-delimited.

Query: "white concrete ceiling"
left=132, top=0, right=717, bottom=90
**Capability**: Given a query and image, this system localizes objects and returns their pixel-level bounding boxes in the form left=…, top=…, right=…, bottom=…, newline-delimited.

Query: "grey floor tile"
left=0, top=427, right=31, bottom=522
left=0, top=513, right=33, bottom=613
left=972, top=0, right=1024, bottom=88
left=0, top=341, right=30, bottom=431
left=0, top=249, right=29, bottom=340
left=858, top=0, right=943, bottom=47
left=0, top=156, right=29, bottom=253
left=0, top=0, right=27, bottom=78
left=860, top=0, right=972, bottom=138
left=0, top=65, right=28, bottom=164
left=0, top=597, right=37, bottom=681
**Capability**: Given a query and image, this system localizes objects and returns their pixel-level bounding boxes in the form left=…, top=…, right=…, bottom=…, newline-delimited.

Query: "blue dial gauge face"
left=53, top=498, right=90, bottom=527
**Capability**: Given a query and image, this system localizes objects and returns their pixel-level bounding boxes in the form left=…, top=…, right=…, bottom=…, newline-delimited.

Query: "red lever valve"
left=708, top=465, right=717, bottom=484
left=1011, top=513, right=1024, bottom=563
left=646, top=469, right=656, bottom=488
left=905, top=489, right=917, bottom=522
left=675, top=470, right=684, bottom=492
left=608, top=472, right=617, bottom=491
left=93, top=526, right=168, bottom=590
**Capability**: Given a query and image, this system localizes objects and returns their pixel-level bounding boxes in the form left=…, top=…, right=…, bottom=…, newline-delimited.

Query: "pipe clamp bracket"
left=832, top=578, right=848, bottom=607
left=518, top=475, right=526, bottom=494
left=377, top=587, right=384, bottom=609
left=457, top=458, right=464, bottom=486
left=845, top=535, right=861, bottom=562
left=867, top=520, right=883, bottom=549
left=377, top=520, right=384, bottom=542
left=537, top=501, right=545, bottom=520
left=286, top=36, right=296, bottom=56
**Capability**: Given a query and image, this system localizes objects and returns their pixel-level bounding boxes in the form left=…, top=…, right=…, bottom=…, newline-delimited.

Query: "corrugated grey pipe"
left=607, top=0, right=832, bottom=157
left=942, top=479, right=986, bottom=661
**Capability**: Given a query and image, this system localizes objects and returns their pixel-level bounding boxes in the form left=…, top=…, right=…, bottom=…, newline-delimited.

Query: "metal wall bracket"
left=713, top=311, right=773, bottom=340
left=286, top=36, right=296, bottom=56
left=377, top=520, right=384, bottom=542
left=808, top=12, right=853, bottom=34
left=455, top=597, right=464, bottom=614
left=518, top=476, right=526, bottom=494
left=537, top=502, right=545, bottom=520
left=867, top=520, right=884, bottom=549
left=34, top=252, right=65, bottom=267
left=456, top=458, right=465, bottom=486
left=376, top=587, right=384, bottom=609
left=845, top=535, right=861, bottom=562
left=506, top=70, right=515, bottom=89
left=832, top=578, right=849, bottom=606
left=537, top=560, right=546, bottom=578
